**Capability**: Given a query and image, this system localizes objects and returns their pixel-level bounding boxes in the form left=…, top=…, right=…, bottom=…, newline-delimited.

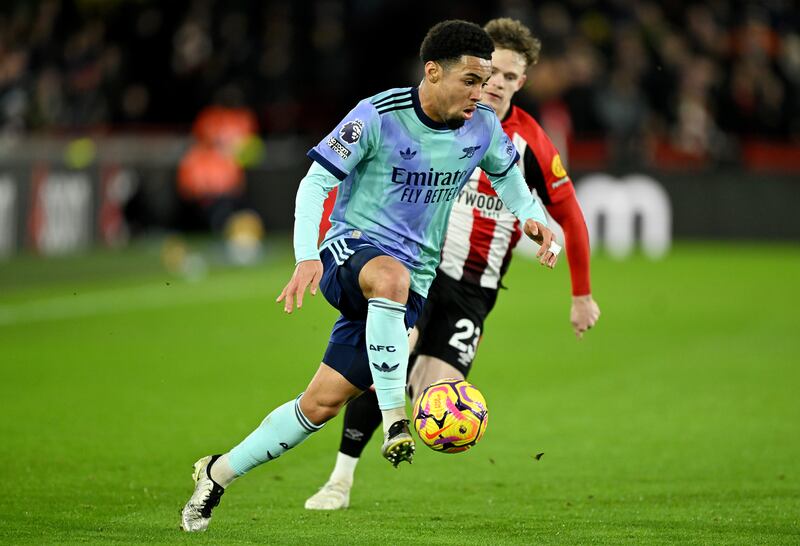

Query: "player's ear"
left=515, top=73, right=527, bottom=91
left=425, top=61, right=441, bottom=84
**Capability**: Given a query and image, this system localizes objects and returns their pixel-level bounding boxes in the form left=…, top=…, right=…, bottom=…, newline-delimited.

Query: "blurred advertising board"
left=0, top=136, right=797, bottom=259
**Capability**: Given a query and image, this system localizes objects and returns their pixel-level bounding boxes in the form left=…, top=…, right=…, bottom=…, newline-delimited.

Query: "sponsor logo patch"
left=339, top=119, right=364, bottom=144
left=551, top=154, right=567, bottom=178
left=327, top=136, right=351, bottom=160
left=552, top=177, right=570, bottom=189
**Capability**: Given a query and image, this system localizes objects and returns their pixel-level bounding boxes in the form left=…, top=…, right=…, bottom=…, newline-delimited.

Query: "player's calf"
left=180, top=394, right=326, bottom=531
left=408, top=355, right=465, bottom=404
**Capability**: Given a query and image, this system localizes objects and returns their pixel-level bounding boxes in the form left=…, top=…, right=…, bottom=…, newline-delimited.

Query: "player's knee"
left=360, top=257, right=410, bottom=303
left=370, top=269, right=410, bottom=302
left=373, top=277, right=409, bottom=303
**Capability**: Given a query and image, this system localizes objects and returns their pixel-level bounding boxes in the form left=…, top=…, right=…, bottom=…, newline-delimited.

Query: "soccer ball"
left=412, top=378, right=489, bottom=453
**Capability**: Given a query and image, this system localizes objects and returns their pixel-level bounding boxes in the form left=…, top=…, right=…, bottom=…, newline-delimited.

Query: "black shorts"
left=413, top=271, right=498, bottom=377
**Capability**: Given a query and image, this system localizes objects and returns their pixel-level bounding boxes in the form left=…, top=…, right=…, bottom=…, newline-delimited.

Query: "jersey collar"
left=411, top=87, right=450, bottom=131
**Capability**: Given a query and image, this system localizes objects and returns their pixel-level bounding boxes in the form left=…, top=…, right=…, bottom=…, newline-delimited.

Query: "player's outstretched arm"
left=490, top=165, right=559, bottom=269
left=279, top=161, right=339, bottom=314
left=545, top=194, right=599, bottom=338
left=277, top=260, right=323, bottom=314
left=522, top=218, right=559, bottom=269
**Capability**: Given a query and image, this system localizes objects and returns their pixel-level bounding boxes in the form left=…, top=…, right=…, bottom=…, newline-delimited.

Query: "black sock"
left=406, top=353, right=419, bottom=400
left=339, top=389, right=382, bottom=458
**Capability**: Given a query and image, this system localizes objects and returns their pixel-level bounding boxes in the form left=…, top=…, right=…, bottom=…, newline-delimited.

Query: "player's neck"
left=417, top=82, right=444, bottom=123
left=496, top=105, right=510, bottom=120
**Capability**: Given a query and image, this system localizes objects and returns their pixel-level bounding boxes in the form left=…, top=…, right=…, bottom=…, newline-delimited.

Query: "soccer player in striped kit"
left=181, top=20, right=560, bottom=532
left=305, top=18, right=600, bottom=511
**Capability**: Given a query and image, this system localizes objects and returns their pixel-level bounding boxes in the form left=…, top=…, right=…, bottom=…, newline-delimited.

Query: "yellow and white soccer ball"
left=412, top=378, right=489, bottom=453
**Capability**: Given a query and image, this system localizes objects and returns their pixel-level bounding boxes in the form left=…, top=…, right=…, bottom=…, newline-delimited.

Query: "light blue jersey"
left=304, top=86, right=544, bottom=297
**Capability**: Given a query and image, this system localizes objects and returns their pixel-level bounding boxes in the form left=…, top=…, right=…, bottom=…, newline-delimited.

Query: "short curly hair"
left=419, top=20, right=494, bottom=65
left=484, top=18, right=541, bottom=67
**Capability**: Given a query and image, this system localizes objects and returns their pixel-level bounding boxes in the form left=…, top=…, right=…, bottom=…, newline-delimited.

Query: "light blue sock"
left=228, top=394, right=323, bottom=476
left=366, top=297, right=408, bottom=410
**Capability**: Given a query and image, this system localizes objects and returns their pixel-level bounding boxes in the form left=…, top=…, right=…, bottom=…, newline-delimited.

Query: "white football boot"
left=304, top=480, right=352, bottom=510
left=180, top=455, right=225, bottom=532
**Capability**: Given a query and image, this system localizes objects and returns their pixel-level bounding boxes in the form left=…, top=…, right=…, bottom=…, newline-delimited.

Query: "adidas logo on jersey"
left=400, top=147, right=417, bottom=160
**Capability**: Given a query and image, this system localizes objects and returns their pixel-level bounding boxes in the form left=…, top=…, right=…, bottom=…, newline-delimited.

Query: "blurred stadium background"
left=1, top=1, right=799, bottom=544
left=1, top=0, right=799, bottom=254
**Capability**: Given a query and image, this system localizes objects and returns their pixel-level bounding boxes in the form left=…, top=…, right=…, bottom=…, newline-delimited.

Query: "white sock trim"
left=381, top=407, right=407, bottom=434
left=209, top=453, right=238, bottom=488
left=329, top=452, right=359, bottom=484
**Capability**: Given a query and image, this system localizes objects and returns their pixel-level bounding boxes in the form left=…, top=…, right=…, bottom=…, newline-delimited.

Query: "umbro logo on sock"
left=344, top=428, right=365, bottom=441
left=372, top=362, right=400, bottom=373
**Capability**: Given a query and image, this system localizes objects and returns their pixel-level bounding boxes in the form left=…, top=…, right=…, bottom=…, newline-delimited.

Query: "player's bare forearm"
left=522, top=219, right=559, bottom=269
left=276, top=260, right=323, bottom=314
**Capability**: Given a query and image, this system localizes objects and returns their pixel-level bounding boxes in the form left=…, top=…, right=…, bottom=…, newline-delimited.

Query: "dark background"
left=1, top=0, right=799, bottom=251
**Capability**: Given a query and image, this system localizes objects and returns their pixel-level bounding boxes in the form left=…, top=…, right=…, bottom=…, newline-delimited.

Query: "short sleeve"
left=307, top=99, right=380, bottom=180
left=478, top=114, right=520, bottom=178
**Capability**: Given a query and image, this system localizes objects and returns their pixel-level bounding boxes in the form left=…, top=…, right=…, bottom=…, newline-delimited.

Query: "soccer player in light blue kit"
left=180, top=20, right=559, bottom=532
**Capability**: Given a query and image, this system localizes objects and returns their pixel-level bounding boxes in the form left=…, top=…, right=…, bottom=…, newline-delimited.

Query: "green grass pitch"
left=1, top=241, right=798, bottom=544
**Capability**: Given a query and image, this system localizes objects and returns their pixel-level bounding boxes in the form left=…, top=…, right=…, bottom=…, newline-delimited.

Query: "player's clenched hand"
left=523, top=219, right=559, bottom=269
left=571, top=294, right=600, bottom=339
left=276, top=260, right=323, bottom=313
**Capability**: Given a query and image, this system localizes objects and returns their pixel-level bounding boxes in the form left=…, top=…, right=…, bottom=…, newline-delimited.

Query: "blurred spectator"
left=176, top=102, right=257, bottom=232
left=594, top=25, right=650, bottom=164
left=672, top=55, right=725, bottom=158
left=0, top=0, right=797, bottom=164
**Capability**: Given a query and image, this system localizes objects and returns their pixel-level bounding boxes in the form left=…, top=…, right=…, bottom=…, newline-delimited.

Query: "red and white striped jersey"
left=438, top=105, right=575, bottom=289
